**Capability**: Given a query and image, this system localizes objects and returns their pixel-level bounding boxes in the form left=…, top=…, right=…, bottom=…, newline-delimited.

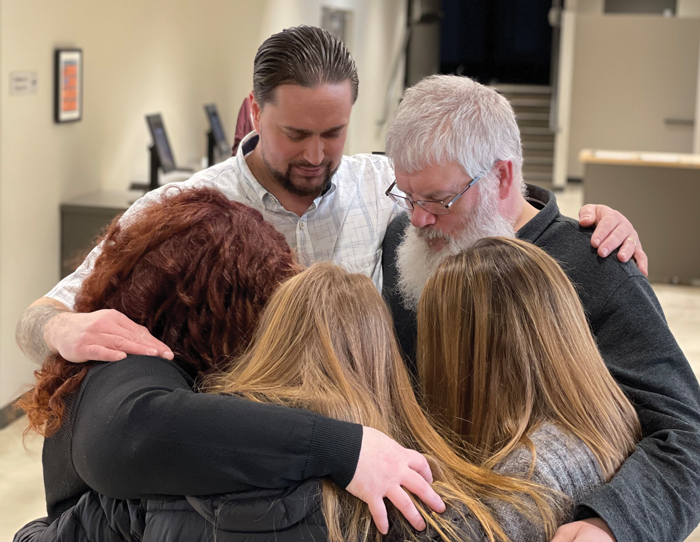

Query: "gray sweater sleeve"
left=490, top=424, right=606, bottom=542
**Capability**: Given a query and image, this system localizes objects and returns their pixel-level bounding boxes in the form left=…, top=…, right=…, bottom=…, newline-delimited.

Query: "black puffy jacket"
left=14, top=480, right=326, bottom=542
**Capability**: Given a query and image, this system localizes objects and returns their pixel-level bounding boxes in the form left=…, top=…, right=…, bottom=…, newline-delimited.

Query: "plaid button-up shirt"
left=47, top=132, right=402, bottom=308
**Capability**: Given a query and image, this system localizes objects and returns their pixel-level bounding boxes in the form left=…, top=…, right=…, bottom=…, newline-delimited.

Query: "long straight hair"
left=204, top=263, right=559, bottom=542
left=417, top=237, right=641, bottom=479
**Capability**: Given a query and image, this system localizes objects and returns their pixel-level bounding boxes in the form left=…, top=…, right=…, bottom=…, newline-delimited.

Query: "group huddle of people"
left=14, top=25, right=700, bottom=542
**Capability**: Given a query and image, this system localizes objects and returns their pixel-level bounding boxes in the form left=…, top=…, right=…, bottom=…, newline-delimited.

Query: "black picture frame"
left=54, top=48, right=83, bottom=123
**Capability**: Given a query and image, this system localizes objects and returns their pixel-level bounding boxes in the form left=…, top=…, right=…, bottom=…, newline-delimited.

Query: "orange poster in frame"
left=54, top=49, right=82, bottom=123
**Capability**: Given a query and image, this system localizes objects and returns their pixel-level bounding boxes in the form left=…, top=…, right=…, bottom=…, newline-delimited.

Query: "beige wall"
left=679, top=0, right=700, bottom=17
left=566, top=14, right=700, bottom=178
left=0, top=0, right=406, bottom=409
left=0, top=0, right=265, bottom=407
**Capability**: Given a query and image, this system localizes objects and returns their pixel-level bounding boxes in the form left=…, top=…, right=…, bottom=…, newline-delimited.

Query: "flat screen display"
left=146, top=114, right=176, bottom=173
left=204, top=104, right=230, bottom=155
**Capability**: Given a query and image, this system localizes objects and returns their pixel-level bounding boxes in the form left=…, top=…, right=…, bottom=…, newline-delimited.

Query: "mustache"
left=290, top=159, right=332, bottom=168
left=416, top=227, right=452, bottom=241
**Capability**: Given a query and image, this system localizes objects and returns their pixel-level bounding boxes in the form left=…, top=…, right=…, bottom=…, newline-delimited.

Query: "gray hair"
left=253, top=25, right=359, bottom=108
left=386, top=75, right=523, bottom=183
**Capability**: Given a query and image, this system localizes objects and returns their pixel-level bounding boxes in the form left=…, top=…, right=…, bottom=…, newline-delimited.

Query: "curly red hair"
left=19, top=187, right=297, bottom=436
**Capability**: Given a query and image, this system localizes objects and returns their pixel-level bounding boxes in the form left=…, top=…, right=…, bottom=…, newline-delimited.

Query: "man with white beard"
left=381, top=75, right=700, bottom=542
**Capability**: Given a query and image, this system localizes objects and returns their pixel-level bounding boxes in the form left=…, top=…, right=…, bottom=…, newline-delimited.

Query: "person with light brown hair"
left=199, top=262, right=563, bottom=542
left=382, top=75, right=700, bottom=542
left=417, top=237, right=642, bottom=541
left=13, top=189, right=444, bottom=542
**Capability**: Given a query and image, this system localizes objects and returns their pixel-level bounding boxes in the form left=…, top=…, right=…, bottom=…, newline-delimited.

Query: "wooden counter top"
left=579, top=149, right=700, bottom=170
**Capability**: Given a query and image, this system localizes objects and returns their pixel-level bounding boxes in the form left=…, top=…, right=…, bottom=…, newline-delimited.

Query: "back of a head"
left=253, top=25, right=359, bottom=108
left=206, top=262, right=408, bottom=430
left=77, top=187, right=296, bottom=375
left=22, top=187, right=296, bottom=437
left=417, top=237, right=640, bottom=477
left=205, top=262, right=425, bottom=540
left=386, top=75, right=523, bottom=181
left=206, top=262, right=562, bottom=542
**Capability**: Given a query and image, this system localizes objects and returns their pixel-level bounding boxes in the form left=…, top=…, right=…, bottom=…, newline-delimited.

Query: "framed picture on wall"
left=54, top=49, right=82, bottom=123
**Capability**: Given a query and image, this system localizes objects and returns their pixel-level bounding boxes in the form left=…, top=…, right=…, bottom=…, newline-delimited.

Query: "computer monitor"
left=204, top=104, right=230, bottom=166
left=146, top=114, right=177, bottom=175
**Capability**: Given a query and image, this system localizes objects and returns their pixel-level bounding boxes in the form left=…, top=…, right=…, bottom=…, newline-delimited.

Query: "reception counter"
left=580, top=149, right=700, bottom=285
left=60, top=191, right=137, bottom=278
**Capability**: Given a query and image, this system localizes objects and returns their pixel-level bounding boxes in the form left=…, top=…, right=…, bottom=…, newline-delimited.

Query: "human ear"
left=496, top=160, right=514, bottom=200
left=250, top=92, right=262, bottom=133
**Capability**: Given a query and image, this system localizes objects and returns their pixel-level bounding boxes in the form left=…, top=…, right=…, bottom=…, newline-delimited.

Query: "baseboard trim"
left=0, top=401, right=25, bottom=430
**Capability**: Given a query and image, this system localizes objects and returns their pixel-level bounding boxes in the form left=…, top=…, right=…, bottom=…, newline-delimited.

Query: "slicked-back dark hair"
left=253, top=25, right=359, bottom=107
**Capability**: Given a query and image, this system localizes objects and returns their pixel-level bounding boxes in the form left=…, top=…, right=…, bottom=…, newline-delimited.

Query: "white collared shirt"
left=47, top=132, right=402, bottom=308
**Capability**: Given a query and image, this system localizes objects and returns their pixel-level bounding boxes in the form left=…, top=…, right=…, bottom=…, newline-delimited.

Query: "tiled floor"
left=1, top=183, right=700, bottom=541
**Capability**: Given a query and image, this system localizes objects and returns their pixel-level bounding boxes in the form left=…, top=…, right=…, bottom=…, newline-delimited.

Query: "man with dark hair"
left=17, top=26, right=645, bottom=535
left=381, top=75, right=700, bottom=542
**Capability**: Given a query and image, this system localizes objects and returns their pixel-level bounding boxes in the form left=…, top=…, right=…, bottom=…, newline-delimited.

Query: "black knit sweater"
left=41, top=355, right=362, bottom=522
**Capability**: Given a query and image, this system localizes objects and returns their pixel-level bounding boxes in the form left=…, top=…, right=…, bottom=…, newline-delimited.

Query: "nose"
left=410, top=204, right=437, bottom=228
left=302, top=136, right=324, bottom=166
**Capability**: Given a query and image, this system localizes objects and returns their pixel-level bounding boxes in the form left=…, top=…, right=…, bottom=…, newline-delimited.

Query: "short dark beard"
left=261, top=152, right=340, bottom=198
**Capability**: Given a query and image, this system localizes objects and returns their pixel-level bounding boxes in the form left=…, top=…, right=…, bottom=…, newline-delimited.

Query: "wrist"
left=16, top=303, right=67, bottom=364
left=42, top=308, right=67, bottom=354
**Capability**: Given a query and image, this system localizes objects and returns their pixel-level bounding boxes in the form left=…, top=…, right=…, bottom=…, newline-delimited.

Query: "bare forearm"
left=16, top=298, right=69, bottom=364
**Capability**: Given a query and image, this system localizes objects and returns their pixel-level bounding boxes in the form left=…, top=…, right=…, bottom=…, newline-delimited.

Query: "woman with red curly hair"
left=15, top=187, right=369, bottom=540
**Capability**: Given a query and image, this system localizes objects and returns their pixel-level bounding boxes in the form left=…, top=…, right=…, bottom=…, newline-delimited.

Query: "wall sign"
left=10, top=71, right=38, bottom=95
left=54, top=49, right=82, bottom=123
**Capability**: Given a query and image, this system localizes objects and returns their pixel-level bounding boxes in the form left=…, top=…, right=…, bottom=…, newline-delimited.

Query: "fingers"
left=407, top=450, right=433, bottom=484
left=50, top=309, right=174, bottom=363
left=616, top=235, right=648, bottom=277
left=578, top=204, right=598, bottom=227
left=386, top=486, right=426, bottom=532
left=632, top=245, right=648, bottom=277
left=82, top=344, right=127, bottom=362
left=587, top=206, right=619, bottom=251
left=106, top=311, right=174, bottom=359
left=81, top=333, right=165, bottom=360
left=366, top=498, right=389, bottom=535
left=584, top=206, right=647, bottom=277
left=346, top=427, right=442, bottom=534
left=595, top=223, right=630, bottom=258
left=401, top=467, right=446, bottom=513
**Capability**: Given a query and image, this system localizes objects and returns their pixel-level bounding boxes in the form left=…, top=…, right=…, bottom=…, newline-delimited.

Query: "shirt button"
left=299, top=222, right=305, bottom=230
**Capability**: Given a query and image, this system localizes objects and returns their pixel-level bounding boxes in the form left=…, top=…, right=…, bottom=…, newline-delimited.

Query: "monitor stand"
left=207, top=130, right=216, bottom=168
left=130, top=144, right=161, bottom=192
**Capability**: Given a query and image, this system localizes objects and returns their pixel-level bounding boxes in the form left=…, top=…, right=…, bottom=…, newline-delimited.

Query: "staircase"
left=491, top=84, right=555, bottom=187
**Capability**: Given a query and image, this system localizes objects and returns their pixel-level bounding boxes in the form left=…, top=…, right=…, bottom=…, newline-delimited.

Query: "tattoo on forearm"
left=16, top=305, right=64, bottom=365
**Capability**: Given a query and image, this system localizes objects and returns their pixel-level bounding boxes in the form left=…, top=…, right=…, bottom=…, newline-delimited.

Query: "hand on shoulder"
left=45, top=308, right=173, bottom=363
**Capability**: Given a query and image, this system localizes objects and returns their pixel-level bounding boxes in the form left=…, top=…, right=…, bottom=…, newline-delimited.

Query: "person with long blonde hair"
left=417, top=237, right=642, bottom=541
left=204, top=262, right=561, bottom=542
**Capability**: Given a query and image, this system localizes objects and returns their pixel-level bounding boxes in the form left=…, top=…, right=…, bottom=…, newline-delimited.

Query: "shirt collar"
left=517, top=184, right=560, bottom=244
left=235, top=131, right=337, bottom=211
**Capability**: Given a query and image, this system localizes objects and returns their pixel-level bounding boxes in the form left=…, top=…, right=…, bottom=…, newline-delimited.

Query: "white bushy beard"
left=395, top=176, right=516, bottom=310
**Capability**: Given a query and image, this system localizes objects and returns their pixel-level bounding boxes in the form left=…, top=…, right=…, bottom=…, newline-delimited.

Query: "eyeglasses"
left=385, top=170, right=487, bottom=216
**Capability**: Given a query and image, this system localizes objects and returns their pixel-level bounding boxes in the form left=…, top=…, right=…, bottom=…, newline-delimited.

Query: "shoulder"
left=337, top=153, right=395, bottom=190
left=533, top=214, right=646, bottom=320
left=124, top=159, right=248, bottom=221
left=82, top=355, right=194, bottom=397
